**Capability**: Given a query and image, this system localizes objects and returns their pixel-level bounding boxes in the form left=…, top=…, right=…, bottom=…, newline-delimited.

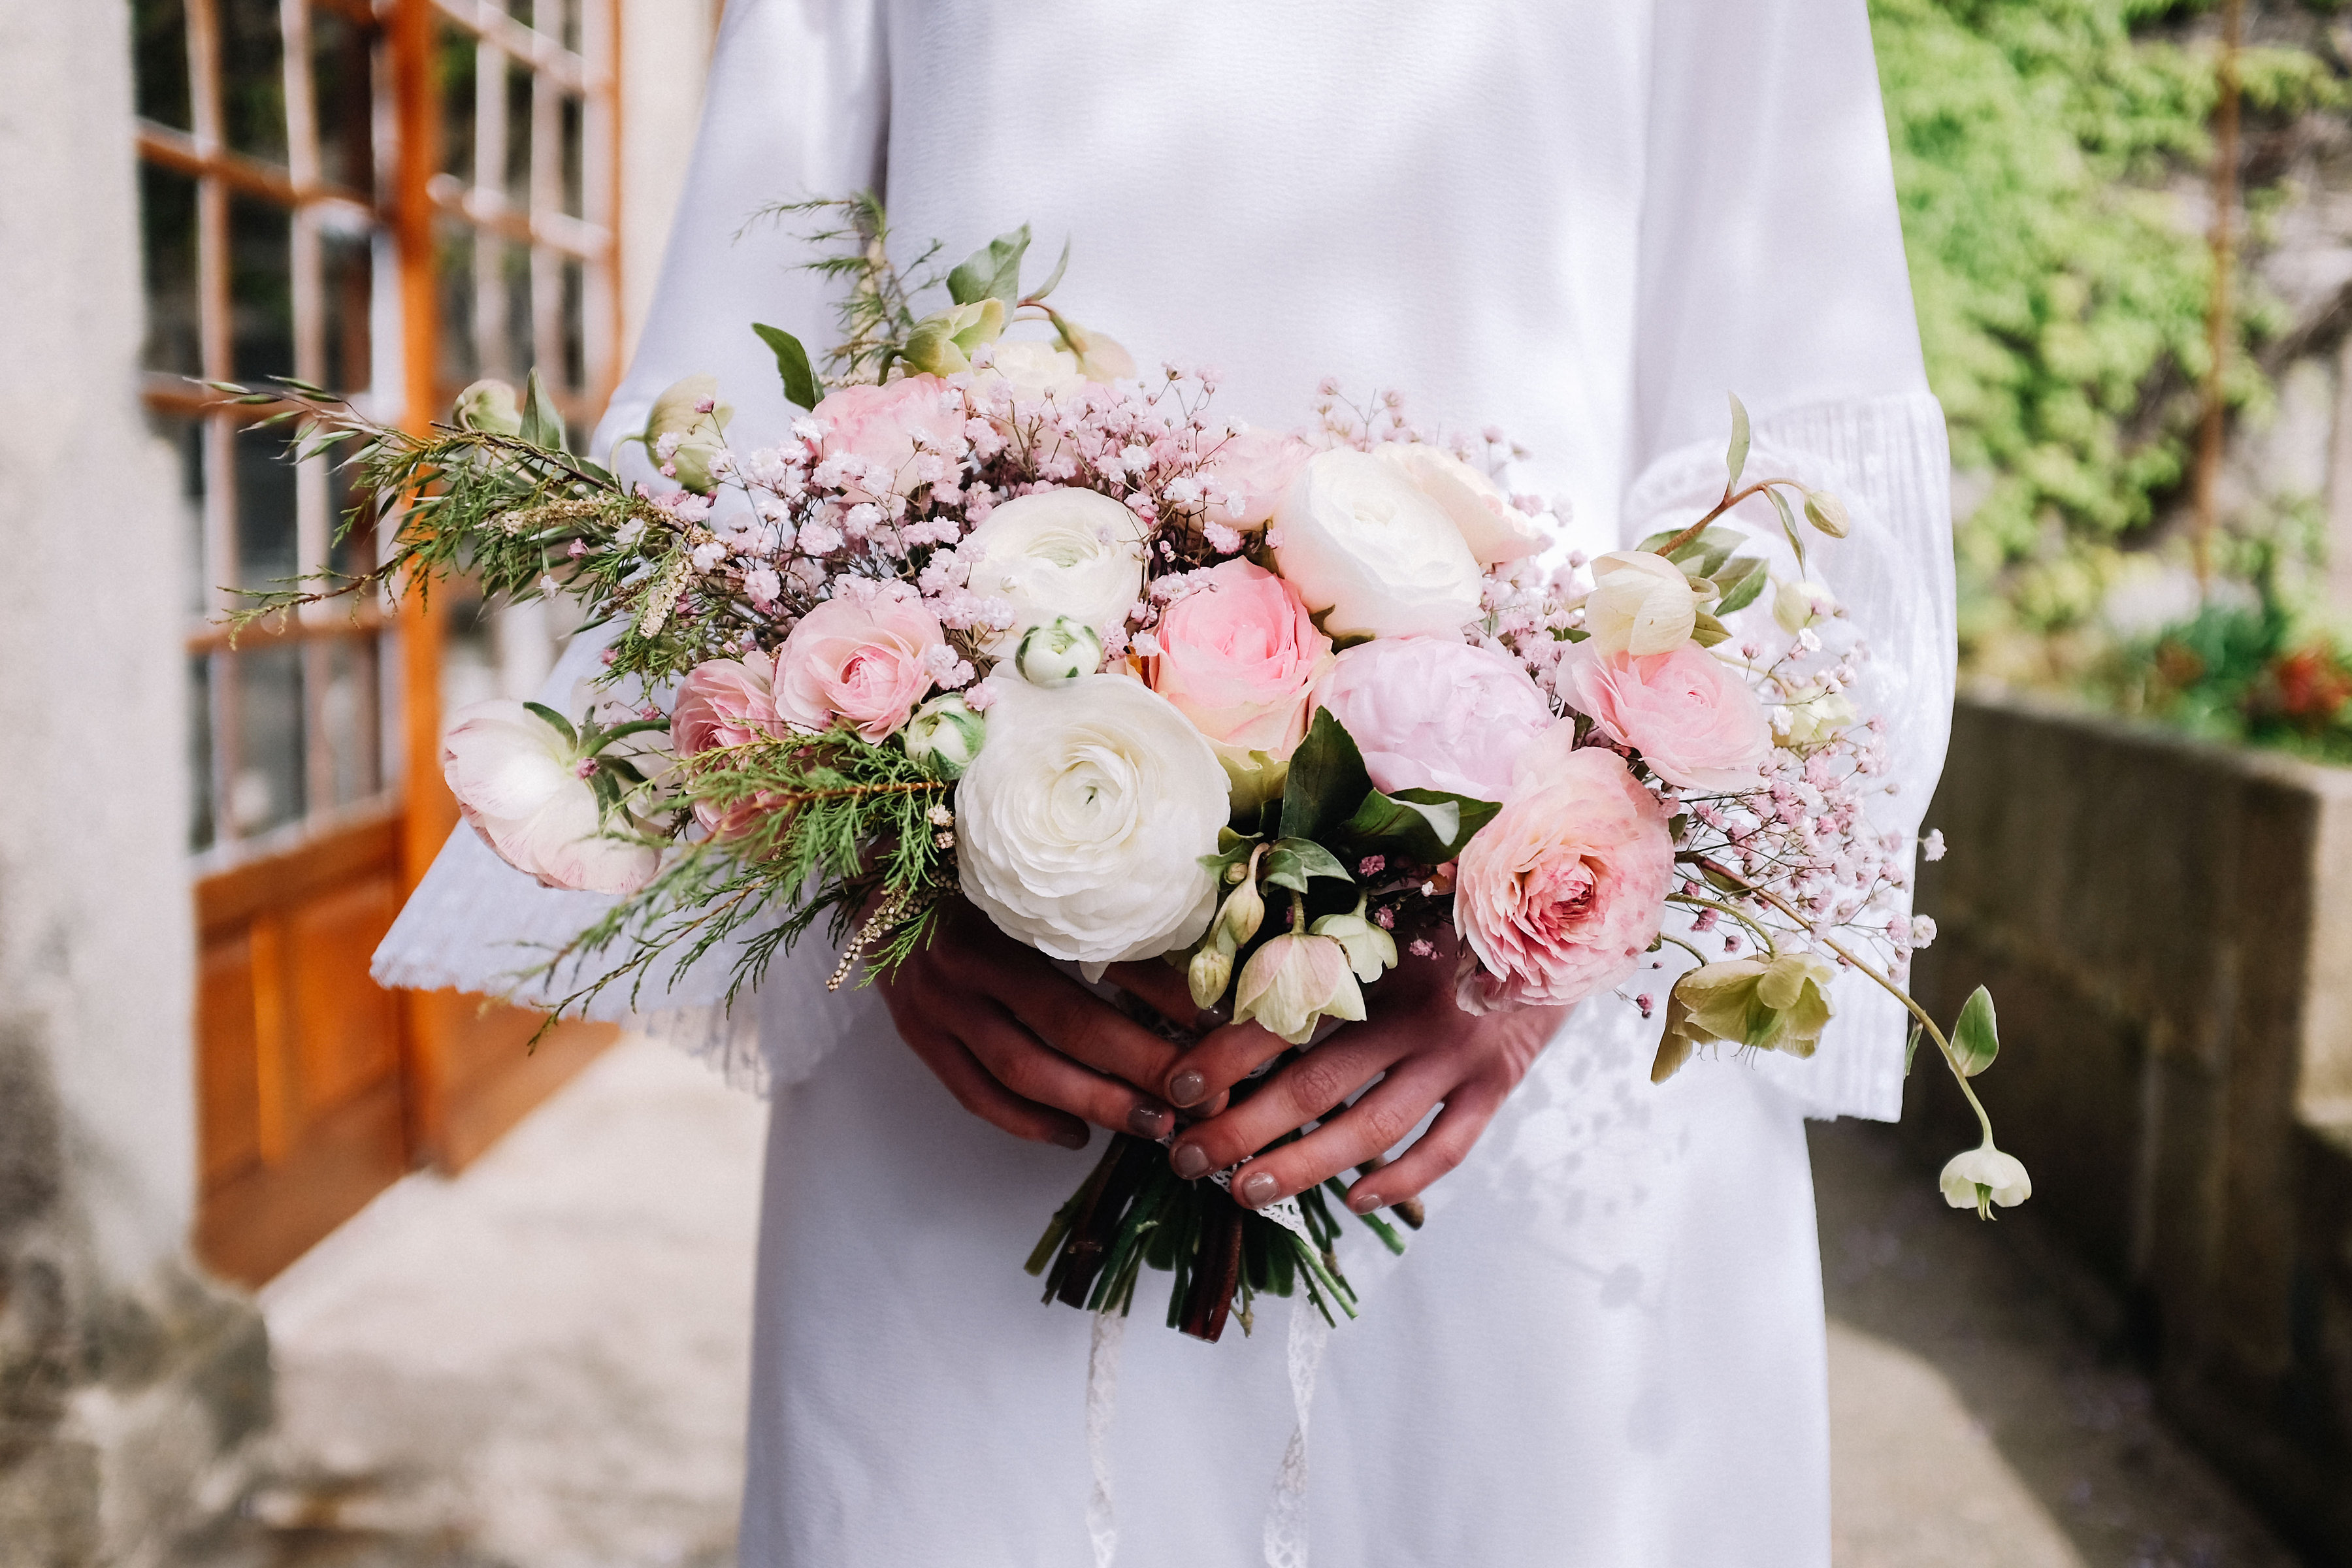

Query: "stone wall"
left=1909, top=689, right=2352, bottom=1562
left=0, top=1, right=271, bottom=1562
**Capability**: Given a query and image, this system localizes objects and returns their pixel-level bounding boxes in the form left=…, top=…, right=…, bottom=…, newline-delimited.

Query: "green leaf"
left=523, top=700, right=578, bottom=747
left=1725, top=392, right=1751, bottom=489
left=1903, top=1021, right=1923, bottom=1078
left=1952, top=986, right=1999, bottom=1077
left=753, top=323, right=822, bottom=410
left=1690, top=610, right=1731, bottom=647
left=1339, top=786, right=1499, bottom=864
left=1029, top=236, right=1071, bottom=301
left=1712, top=553, right=1768, bottom=615
left=1636, top=524, right=1742, bottom=578
left=946, top=223, right=1032, bottom=306
left=1279, top=708, right=1373, bottom=844
left=1262, top=837, right=1354, bottom=894
left=519, top=368, right=567, bottom=451
left=1767, top=485, right=1807, bottom=574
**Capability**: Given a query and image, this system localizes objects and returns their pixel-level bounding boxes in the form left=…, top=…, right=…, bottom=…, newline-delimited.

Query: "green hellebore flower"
left=640, top=373, right=734, bottom=493
left=453, top=378, right=522, bottom=436
left=1659, top=951, right=1838, bottom=1073
left=1309, top=896, right=1397, bottom=984
left=903, top=297, right=1008, bottom=376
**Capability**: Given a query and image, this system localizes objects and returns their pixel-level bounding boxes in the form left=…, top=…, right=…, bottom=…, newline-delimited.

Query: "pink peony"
left=772, top=586, right=945, bottom=742
left=1199, top=427, right=1313, bottom=528
left=672, top=655, right=785, bottom=756
left=1561, top=642, right=1771, bottom=792
left=1453, top=732, right=1676, bottom=1013
left=1145, top=559, right=1333, bottom=757
left=810, top=374, right=962, bottom=501
left=1312, top=636, right=1554, bottom=801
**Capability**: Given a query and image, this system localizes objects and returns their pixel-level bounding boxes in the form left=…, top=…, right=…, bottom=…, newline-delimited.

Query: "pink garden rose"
left=810, top=374, right=962, bottom=501
left=1454, top=728, right=1676, bottom=1013
left=1311, top=636, right=1554, bottom=801
left=1561, top=642, right=1771, bottom=792
left=1146, top=559, right=1333, bottom=757
left=672, top=655, right=785, bottom=757
left=1199, top=427, right=1313, bottom=528
left=772, top=586, right=945, bottom=742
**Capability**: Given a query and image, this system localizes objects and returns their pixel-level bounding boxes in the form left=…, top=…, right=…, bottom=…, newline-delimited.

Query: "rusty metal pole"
left=2193, top=0, right=2244, bottom=592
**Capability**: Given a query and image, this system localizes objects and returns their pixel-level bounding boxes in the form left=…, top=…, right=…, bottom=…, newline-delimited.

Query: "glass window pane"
left=149, top=412, right=208, bottom=615
left=321, top=636, right=382, bottom=806
left=139, top=163, right=202, bottom=376
left=218, top=0, right=289, bottom=166
left=229, top=195, right=295, bottom=382
left=504, top=240, right=534, bottom=385
left=190, top=653, right=216, bottom=852
left=312, top=8, right=377, bottom=195
left=321, top=224, right=373, bottom=394
left=437, top=27, right=476, bottom=181
left=505, top=59, right=533, bottom=208
left=229, top=644, right=306, bottom=838
left=561, top=253, right=585, bottom=395
left=436, top=223, right=480, bottom=391
left=134, top=0, right=192, bottom=128
left=236, top=422, right=299, bottom=593
left=560, top=93, right=585, bottom=219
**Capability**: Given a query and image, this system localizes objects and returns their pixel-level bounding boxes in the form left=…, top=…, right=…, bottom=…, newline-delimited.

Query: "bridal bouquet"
left=230, top=197, right=2027, bottom=1342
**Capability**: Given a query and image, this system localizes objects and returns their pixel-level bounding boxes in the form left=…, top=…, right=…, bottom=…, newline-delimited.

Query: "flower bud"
left=1310, top=897, right=1398, bottom=983
left=901, top=693, right=987, bottom=777
left=453, top=378, right=521, bottom=436
left=1772, top=576, right=1835, bottom=635
left=1047, top=310, right=1138, bottom=382
left=1233, top=930, right=1366, bottom=1046
left=1188, top=940, right=1235, bottom=1010
left=1215, top=874, right=1266, bottom=949
left=1803, top=489, right=1851, bottom=538
left=1769, top=685, right=1856, bottom=747
left=642, top=374, right=734, bottom=493
left=1015, top=616, right=1104, bottom=686
left=903, top=297, right=1007, bottom=376
left=1938, top=1142, right=2031, bottom=1218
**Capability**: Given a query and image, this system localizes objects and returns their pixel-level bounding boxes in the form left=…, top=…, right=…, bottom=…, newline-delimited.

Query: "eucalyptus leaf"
left=1712, top=553, right=1768, bottom=615
left=519, top=368, right=568, bottom=451
left=1030, top=236, right=1071, bottom=301
left=947, top=223, right=1033, bottom=306
left=1725, top=392, right=1752, bottom=490
left=753, top=323, right=822, bottom=410
left=1280, top=708, right=1373, bottom=844
left=1767, top=485, right=1807, bottom=574
left=1636, top=524, right=1742, bottom=577
left=1952, top=986, right=1999, bottom=1077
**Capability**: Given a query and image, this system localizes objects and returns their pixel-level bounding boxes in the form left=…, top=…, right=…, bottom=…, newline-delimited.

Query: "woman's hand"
left=1158, top=938, right=1566, bottom=1213
left=875, top=898, right=1200, bottom=1151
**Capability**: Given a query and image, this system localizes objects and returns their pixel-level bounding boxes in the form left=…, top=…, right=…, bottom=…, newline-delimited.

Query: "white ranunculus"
left=1938, top=1143, right=2033, bottom=1217
left=954, top=674, right=1228, bottom=972
left=442, top=700, right=660, bottom=895
left=1374, top=442, right=1549, bottom=564
left=1584, top=549, right=1703, bottom=656
left=960, top=486, right=1147, bottom=654
left=1272, top=449, right=1486, bottom=640
left=977, top=338, right=1085, bottom=402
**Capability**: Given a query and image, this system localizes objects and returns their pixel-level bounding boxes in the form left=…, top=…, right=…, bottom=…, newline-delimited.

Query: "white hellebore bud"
left=1015, top=617, right=1105, bottom=686
left=903, top=297, right=1007, bottom=376
left=1374, top=443, right=1549, bottom=564
left=954, top=674, right=1229, bottom=972
left=1803, top=489, right=1852, bottom=538
left=1273, top=449, right=1486, bottom=640
left=1233, top=931, right=1367, bottom=1046
left=453, top=378, right=522, bottom=436
left=902, top=693, right=987, bottom=776
left=1215, top=871, right=1267, bottom=949
left=1188, top=941, right=1235, bottom=1010
left=960, top=486, right=1147, bottom=653
left=1049, top=312, right=1137, bottom=382
left=1938, top=1143, right=2033, bottom=1218
left=1773, top=577, right=1837, bottom=636
left=442, top=700, right=660, bottom=896
left=1584, top=550, right=1703, bottom=656
left=641, top=373, right=734, bottom=493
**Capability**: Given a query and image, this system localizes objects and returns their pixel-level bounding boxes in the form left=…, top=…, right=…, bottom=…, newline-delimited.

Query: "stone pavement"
left=176, top=1038, right=2309, bottom=1567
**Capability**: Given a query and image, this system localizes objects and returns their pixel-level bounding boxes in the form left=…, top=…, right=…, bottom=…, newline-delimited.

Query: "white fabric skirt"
left=737, top=993, right=1832, bottom=1568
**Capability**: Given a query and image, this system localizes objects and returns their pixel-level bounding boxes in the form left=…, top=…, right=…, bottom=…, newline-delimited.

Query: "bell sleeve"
left=1623, top=0, right=1956, bottom=1121
left=372, top=0, right=896, bottom=1092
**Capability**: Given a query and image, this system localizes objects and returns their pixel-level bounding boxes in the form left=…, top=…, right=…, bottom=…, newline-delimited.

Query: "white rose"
left=1584, top=550, right=1702, bottom=656
left=1938, top=1143, right=2033, bottom=1217
left=442, top=700, right=660, bottom=896
left=977, top=338, right=1085, bottom=402
left=1271, top=449, right=1484, bottom=640
left=1374, top=443, right=1549, bottom=564
left=960, top=486, right=1147, bottom=653
left=954, top=674, right=1228, bottom=972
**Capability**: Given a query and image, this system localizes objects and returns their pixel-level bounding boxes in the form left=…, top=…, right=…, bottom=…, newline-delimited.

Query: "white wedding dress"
left=376, top=2, right=1957, bottom=1563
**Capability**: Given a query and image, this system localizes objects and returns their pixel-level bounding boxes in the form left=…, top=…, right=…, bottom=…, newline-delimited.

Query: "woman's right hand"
left=874, top=898, right=1215, bottom=1151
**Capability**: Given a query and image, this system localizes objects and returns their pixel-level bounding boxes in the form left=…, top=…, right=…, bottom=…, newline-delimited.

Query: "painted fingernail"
left=1171, top=1143, right=1211, bottom=1179
left=1128, top=1104, right=1171, bottom=1138
left=1169, top=1070, right=1207, bottom=1107
left=1347, top=1186, right=1381, bottom=1215
left=1237, top=1169, right=1281, bottom=1208
left=1053, top=1127, right=1088, bottom=1151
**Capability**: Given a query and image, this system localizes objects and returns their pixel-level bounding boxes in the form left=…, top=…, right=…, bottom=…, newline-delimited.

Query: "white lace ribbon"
left=1264, top=1295, right=1332, bottom=1568
left=1085, top=1308, right=1128, bottom=1568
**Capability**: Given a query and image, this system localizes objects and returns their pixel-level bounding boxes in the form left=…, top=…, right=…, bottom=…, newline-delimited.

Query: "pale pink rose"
left=1454, top=737, right=1675, bottom=1013
left=442, top=699, right=660, bottom=895
left=1312, top=636, right=1555, bottom=801
left=772, top=587, right=945, bottom=742
left=1200, top=427, right=1313, bottom=528
left=1145, top=559, right=1333, bottom=757
left=672, top=656, right=784, bottom=756
left=1561, top=642, right=1771, bottom=792
left=811, top=374, right=962, bottom=501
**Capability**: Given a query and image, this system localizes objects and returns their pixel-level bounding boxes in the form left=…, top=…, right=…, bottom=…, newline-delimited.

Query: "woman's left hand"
left=1156, top=939, right=1567, bottom=1215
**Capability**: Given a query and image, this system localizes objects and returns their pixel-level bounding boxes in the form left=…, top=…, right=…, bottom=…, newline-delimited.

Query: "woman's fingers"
left=1221, top=1060, right=1452, bottom=1207
left=1341, top=1073, right=1511, bottom=1209
left=1168, top=1030, right=1404, bottom=1179
left=896, top=1022, right=1089, bottom=1149
left=1102, top=960, right=1216, bottom=1034
left=958, top=1002, right=1176, bottom=1140
left=966, top=949, right=1186, bottom=1096
left=1159, top=1018, right=1292, bottom=1112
